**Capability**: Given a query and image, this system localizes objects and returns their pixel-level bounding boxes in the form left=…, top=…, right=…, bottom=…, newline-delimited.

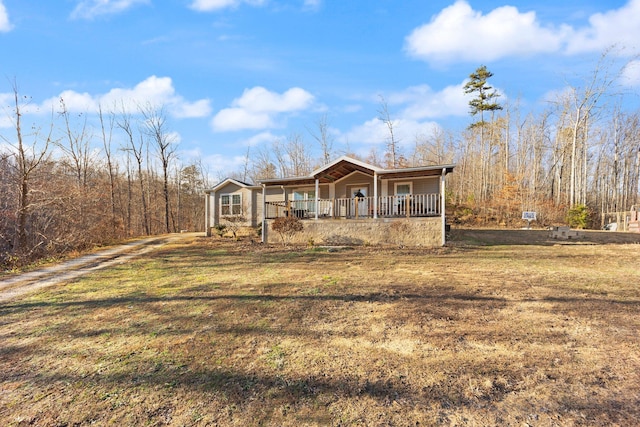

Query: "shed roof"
left=204, top=178, right=260, bottom=194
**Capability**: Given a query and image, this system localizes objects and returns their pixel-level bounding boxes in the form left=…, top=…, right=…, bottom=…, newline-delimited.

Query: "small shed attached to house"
left=204, top=178, right=262, bottom=235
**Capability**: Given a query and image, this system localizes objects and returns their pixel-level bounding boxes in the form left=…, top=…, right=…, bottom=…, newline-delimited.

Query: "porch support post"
left=205, top=191, right=211, bottom=236
left=261, top=184, right=266, bottom=243
left=282, top=185, right=287, bottom=218
left=373, top=172, right=378, bottom=219
left=329, top=184, right=335, bottom=219
left=441, top=168, right=446, bottom=246
left=315, top=178, right=319, bottom=220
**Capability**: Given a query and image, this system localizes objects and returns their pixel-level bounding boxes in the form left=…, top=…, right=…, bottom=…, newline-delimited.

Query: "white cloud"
left=621, top=60, right=640, bottom=87
left=235, top=86, right=314, bottom=112
left=212, top=108, right=273, bottom=131
left=101, top=75, right=178, bottom=109
left=212, top=86, right=314, bottom=132
left=405, top=1, right=564, bottom=64
left=0, top=116, right=13, bottom=129
left=566, top=0, right=640, bottom=54
left=303, top=0, right=321, bottom=12
left=0, top=1, right=13, bottom=32
left=243, top=131, right=279, bottom=147
left=405, top=0, right=640, bottom=65
left=340, top=117, right=440, bottom=148
left=172, top=99, right=213, bottom=119
left=541, top=86, right=573, bottom=104
left=54, top=90, right=97, bottom=112
left=340, top=118, right=388, bottom=145
left=203, top=152, right=247, bottom=178
left=387, top=83, right=470, bottom=120
left=167, top=131, right=182, bottom=144
left=71, top=0, right=150, bottom=20
left=35, top=76, right=211, bottom=118
left=339, top=82, right=470, bottom=147
left=189, top=0, right=265, bottom=12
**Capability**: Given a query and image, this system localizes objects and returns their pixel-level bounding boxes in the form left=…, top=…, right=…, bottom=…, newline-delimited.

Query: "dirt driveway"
left=0, top=233, right=200, bottom=302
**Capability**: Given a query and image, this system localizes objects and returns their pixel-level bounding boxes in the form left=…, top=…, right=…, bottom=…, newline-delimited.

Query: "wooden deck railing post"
left=406, top=196, right=410, bottom=218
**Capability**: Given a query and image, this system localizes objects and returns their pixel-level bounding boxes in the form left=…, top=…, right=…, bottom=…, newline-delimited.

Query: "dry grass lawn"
left=1, top=230, right=640, bottom=426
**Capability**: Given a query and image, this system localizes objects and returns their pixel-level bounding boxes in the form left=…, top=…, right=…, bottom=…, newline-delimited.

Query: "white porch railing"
left=265, top=194, right=440, bottom=219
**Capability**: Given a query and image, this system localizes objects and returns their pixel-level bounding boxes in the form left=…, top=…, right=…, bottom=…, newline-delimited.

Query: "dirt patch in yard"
left=449, top=227, right=640, bottom=246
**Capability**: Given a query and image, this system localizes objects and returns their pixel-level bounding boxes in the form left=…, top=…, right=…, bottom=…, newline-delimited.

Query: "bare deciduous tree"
left=378, top=95, right=400, bottom=168
left=98, top=105, right=120, bottom=236
left=558, top=49, right=623, bottom=206
left=308, top=114, right=334, bottom=165
left=249, top=146, right=277, bottom=183
left=56, top=99, right=94, bottom=188
left=141, top=104, right=177, bottom=234
left=118, top=108, right=150, bottom=235
left=2, top=81, right=53, bottom=254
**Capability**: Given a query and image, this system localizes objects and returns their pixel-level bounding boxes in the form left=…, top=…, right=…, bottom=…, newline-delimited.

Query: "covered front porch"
left=258, top=156, right=455, bottom=246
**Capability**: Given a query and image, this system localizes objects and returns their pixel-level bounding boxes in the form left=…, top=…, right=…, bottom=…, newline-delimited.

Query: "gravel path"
left=0, top=233, right=197, bottom=302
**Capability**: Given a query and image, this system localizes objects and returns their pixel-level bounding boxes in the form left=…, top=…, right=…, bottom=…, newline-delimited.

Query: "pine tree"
left=463, top=65, right=502, bottom=129
left=463, top=65, right=504, bottom=201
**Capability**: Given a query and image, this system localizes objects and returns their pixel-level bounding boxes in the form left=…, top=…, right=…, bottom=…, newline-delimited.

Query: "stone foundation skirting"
left=264, top=217, right=444, bottom=247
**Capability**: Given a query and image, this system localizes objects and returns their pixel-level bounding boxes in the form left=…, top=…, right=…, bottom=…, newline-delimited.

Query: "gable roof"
left=311, top=156, right=382, bottom=183
left=204, top=178, right=260, bottom=194
left=259, top=156, right=455, bottom=186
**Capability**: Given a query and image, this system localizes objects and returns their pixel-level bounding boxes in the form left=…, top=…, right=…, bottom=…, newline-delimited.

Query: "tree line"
left=230, top=53, right=640, bottom=230
left=448, top=53, right=640, bottom=228
left=0, top=82, right=207, bottom=269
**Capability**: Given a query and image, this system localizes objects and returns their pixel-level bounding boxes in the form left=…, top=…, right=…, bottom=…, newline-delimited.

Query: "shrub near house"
left=271, top=216, right=303, bottom=246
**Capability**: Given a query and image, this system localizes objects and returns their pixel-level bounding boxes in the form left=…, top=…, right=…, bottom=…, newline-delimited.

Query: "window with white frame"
left=292, top=189, right=316, bottom=213
left=220, top=193, right=242, bottom=216
left=394, top=182, right=412, bottom=196
left=394, top=182, right=412, bottom=215
left=293, top=189, right=315, bottom=201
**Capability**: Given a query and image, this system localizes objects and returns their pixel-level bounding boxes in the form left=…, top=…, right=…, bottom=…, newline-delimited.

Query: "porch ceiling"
left=312, top=159, right=376, bottom=183
left=259, top=159, right=378, bottom=186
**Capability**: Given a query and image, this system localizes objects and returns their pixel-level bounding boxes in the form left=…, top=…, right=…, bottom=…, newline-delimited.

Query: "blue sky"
left=0, top=0, right=638, bottom=178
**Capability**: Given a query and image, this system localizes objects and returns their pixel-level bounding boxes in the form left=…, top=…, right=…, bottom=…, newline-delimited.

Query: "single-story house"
left=205, top=156, right=455, bottom=246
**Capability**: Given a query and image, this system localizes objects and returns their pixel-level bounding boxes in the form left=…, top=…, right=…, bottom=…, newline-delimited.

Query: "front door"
left=348, top=185, right=369, bottom=218
left=395, top=182, right=412, bottom=215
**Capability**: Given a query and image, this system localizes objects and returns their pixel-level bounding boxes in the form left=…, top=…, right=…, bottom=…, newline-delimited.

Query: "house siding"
left=412, top=177, right=439, bottom=194
left=251, top=190, right=262, bottom=225
left=335, top=171, right=375, bottom=198
left=383, top=177, right=439, bottom=195
left=207, top=183, right=262, bottom=229
left=264, top=187, right=285, bottom=203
